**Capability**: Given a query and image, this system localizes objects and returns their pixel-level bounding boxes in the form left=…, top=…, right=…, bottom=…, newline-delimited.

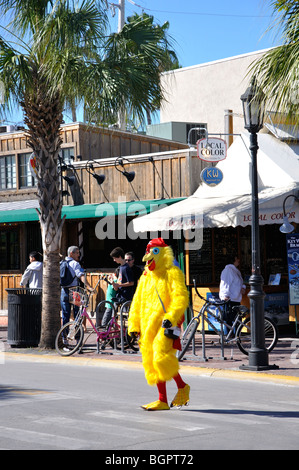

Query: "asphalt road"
left=1, top=357, right=299, bottom=451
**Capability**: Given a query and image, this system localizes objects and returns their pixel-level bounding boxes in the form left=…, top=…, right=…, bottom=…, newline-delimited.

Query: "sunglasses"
left=125, top=258, right=133, bottom=261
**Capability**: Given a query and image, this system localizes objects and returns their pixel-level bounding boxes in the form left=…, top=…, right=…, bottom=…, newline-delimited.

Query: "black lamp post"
left=240, top=80, right=276, bottom=371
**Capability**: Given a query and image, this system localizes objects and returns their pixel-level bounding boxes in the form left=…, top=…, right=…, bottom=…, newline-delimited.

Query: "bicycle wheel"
left=119, top=300, right=139, bottom=352
left=55, top=321, right=84, bottom=356
left=236, top=316, right=278, bottom=355
left=178, top=317, right=200, bottom=361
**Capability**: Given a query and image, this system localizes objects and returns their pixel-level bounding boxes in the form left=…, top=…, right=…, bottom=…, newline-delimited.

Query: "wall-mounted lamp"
left=279, top=193, right=299, bottom=234
left=114, top=157, right=139, bottom=200
left=86, top=161, right=106, bottom=186
left=63, top=175, right=76, bottom=186
left=58, top=156, right=76, bottom=198
left=93, top=173, right=106, bottom=185
left=86, top=160, right=109, bottom=202
left=114, top=157, right=135, bottom=182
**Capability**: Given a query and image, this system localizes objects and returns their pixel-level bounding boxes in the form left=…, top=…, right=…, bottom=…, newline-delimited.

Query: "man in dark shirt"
left=110, top=247, right=134, bottom=302
left=125, top=251, right=143, bottom=294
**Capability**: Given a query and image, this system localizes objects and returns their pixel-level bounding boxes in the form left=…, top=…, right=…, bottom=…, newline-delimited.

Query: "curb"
left=4, top=351, right=299, bottom=386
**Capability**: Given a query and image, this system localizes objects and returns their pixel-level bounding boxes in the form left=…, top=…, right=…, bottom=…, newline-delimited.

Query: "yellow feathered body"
left=128, top=245, right=189, bottom=386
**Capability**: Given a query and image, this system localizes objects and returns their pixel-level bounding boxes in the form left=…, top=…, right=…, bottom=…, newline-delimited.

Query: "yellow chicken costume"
left=128, top=238, right=190, bottom=410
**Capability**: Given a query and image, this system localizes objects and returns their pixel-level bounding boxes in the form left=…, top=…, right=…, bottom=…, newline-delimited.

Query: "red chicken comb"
left=145, top=238, right=168, bottom=253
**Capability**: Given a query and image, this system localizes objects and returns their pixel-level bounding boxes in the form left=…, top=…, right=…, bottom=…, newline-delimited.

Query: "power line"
left=125, top=1, right=271, bottom=19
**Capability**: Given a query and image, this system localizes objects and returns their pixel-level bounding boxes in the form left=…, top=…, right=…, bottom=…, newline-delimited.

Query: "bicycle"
left=178, top=279, right=278, bottom=361
left=55, top=276, right=137, bottom=357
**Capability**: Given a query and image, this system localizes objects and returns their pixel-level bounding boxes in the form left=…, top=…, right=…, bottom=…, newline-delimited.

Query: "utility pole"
left=118, top=0, right=125, bottom=32
left=109, top=1, right=126, bottom=129
left=117, top=0, right=126, bottom=130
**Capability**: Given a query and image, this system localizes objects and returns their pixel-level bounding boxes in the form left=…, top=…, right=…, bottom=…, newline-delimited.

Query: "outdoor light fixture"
left=279, top=194, right=299, bottom=234
left=114, top=157, right=139, bottom=200
left=85, top=161, right=106, bottom=186
left=114, top=157, right=135, bottom=182
left=241, top=78, right=265, bottom=134
left=58, top=156, right=76, bottom=198
left=239, top=79, right=277, bottom=371
left=92, top=173, right=106, bottom=185
left=85, top=160, right=109, bottom=202
left=62, top=175, right=76, bottom=186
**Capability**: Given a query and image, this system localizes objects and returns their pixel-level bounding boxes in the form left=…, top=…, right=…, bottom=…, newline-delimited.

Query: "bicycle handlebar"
left=192, top=279, right=229, bottom=306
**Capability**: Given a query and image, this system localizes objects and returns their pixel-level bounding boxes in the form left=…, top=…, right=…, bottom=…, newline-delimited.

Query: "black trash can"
left=6, top=288, right=42, bottom=347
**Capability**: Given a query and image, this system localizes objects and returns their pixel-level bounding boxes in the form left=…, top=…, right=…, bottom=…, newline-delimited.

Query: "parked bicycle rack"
left=180, top=305, right=230, bottom=362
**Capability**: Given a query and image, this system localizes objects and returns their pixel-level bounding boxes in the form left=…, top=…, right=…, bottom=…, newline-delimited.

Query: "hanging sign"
left=200, top=167, right=223, bottom=186
left=286, top=233, right=299, bottom=305
left=197, top=137, right=227, bottom=162
left=29, top=153, right=38, bottom=178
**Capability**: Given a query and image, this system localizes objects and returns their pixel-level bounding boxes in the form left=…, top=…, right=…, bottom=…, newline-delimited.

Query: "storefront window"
left=0, top=225, right=20, bottom=269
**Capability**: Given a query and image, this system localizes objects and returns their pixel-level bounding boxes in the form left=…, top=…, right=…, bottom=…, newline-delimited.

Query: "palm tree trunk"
left=22, top=82, right=65, bottom=348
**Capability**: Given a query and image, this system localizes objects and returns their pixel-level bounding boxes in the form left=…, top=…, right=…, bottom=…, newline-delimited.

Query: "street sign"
left=197, top=137, right=227, bottom=162
left=200, top=167, right=223, bottom=186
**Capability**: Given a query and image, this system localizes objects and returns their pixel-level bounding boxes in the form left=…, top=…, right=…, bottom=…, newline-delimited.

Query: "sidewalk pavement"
left=1, top=325, right=299, bottom=385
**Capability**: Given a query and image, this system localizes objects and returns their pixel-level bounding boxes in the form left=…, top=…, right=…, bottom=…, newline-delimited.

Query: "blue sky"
left=110, top=0, right=280, bottom=67
left=4, top=0, right=280, bottom=125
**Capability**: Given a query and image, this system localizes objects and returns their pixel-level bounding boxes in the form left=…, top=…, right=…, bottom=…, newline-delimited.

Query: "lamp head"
left=63, top=175, right=75, bottom=186
left=279, top=216, right=295, bottom=234
left=241, top=78, right=265, bottom=134
left=92, top=173, right=106, bottom=185
left=123, top=171, right=135, bottom=183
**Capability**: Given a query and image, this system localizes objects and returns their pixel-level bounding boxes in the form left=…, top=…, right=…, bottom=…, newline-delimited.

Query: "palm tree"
left=0, top=0, right=178, bottom=348
left=249, top=0, right=299, bottom=123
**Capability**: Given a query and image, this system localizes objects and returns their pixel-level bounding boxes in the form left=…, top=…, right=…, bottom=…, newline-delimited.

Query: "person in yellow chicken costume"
left=128, top=238, right=190, bottom=411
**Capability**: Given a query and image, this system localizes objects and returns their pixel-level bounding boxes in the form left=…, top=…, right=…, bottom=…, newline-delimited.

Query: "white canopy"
left=133, top=132, right=299, bottom=232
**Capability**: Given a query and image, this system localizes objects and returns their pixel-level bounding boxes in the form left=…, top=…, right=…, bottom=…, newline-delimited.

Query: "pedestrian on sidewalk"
left=20, top=251, right=43, bottom=288
left=219, top=255, right=246, bottom=329
left=60, top=246, right=93, bottom=328
left=125, top=251, right=142, bottom=294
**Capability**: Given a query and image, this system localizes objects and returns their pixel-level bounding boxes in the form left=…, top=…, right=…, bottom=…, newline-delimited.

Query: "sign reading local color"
left=197, top=137, right=227, bottom=162
left=200, top=167, right=223, bottom=186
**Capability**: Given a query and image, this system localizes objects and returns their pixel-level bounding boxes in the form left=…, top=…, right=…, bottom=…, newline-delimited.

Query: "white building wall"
left=160, top=49, right=271, bottom=139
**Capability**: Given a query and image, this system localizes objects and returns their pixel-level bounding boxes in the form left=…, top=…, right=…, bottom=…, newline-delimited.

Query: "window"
left=0, top=155, right=16, bottom=190
left=0, top=225, right=20, bottom=269
left=61, top=147, right=74, bottom=165
left=19, top=152, right=36, bottom=188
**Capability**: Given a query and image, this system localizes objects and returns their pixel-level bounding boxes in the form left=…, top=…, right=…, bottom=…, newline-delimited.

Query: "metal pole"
left=118, top=0, right=125, bottom=32
left=117, top=0, right=126, bottom=130
left=240, top=132, right=275, bottom=371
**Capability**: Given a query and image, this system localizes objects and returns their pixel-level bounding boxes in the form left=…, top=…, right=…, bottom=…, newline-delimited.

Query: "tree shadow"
left=185, top=408, right=299, bottom=418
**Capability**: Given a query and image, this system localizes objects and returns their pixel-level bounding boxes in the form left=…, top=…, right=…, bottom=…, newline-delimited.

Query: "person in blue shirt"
left=60, top=246, right=93, bottom=329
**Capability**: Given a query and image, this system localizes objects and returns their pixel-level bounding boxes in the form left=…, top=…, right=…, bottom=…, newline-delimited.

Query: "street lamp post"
left=240, top=80, right=277, bottom=371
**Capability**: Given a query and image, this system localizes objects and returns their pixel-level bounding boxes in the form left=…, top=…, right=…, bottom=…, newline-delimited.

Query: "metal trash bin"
left=6, top=288, right=42, bottom=347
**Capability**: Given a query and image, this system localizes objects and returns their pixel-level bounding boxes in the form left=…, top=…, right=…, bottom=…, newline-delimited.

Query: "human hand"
left=129, top=331, right=139, bottom=339
left=162, top=319, right=172, bottom=329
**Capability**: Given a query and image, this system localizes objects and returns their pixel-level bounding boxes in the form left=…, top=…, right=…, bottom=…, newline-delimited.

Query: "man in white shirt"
left=219, top=256, right=246, bottom=328
left=20, top=251, right=43, bottom=288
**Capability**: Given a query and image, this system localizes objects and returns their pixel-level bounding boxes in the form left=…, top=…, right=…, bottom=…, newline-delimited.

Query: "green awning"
left=0, top=198, right=185, bottom=223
